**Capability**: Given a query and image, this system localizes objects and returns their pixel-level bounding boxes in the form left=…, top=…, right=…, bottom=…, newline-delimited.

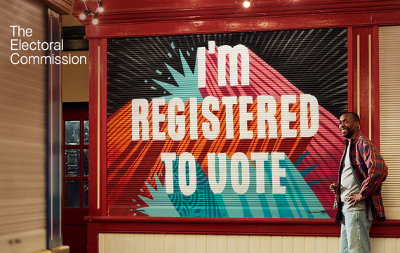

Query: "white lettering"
left=257, top=95, right=277, bottom=139
left=152, top=98, right=166, bottom=140
left=300, top=94, right=319, bottom=137
left=132, top=99, right=149, bottom=141
left=281, top=95, right=297, bottom=138
left=11, top=39, right=18, bottom=50
left=179, top=152, right=197, bottom=196
left=251, top=153, right=269, bottom=193
left=231, top=152, right=250, bottom=194
left=222, top=96, right=237, bottom=139
left=202, top=96, right=220, bottom=140
left=168, top=97, right=185, bottom=141
left=189, top=97, right=198, bottom=140
left=197, top=47, right=206, bottom=88
left=218, top=44, right=250, bottom=86
left=207, top=153, right=227, bottom=194
left=271, top=152, right=286, bottom=194
left=239, top=96, right=253, bottom=139
left=161, top=153, right=176, bottom=194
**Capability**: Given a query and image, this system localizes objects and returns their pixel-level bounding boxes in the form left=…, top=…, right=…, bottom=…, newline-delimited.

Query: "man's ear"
left=355, top=120, right=360, bottom=128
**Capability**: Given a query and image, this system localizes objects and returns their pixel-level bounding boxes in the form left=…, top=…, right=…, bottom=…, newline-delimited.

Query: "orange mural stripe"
left=148, top=102, right=178, bottom=188
left=175, top=100, right=193, bottom=153
left=107, top=140, right=146, bottom=183
left=287, top=101, right=301, bottom=159
left=208, top=103, right=227, bottom=153
left=108, top=116, right=158, bottom=198
left=272, top=101, right=282, bottom=152
left=108, top=101, right=155, bottom=166
left=107, top=103, right=131, bottom=151
left=108, top=101, right=156, bottom=187
left=246, top=102, right=259, bottom=157
left=109, top=137, right=155, bottom=198
left=225, top=103, right=241, bottom=158
left=107, top=106, right=134, bottom=163
left=194, top=101, right=213, bottom=168
left=109, top=102, right=156, bottom=183
left=215, top=110, right=228, bottom=154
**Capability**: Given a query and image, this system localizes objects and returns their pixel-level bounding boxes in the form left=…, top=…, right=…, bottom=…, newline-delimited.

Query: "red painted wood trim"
left=88, top=39, right=102, bottom=217
left=86, top=10, right=400, bottom=38
left=372, top=26, right=380, bottom=149
left=350, top=27, right=359, bottom=113
left=87, top=222, right=99, bottom=253
left=74, top=0, right=400, bottom=16
left=348, top=27, right=354, bottom=112
left=100, top=39, right=108, bottom=216
left=358, top=27, right=371, bottom=138
left=73, top=0, right=400, bottom=28
left=81, top=11, right=400, bottom=39
left=84, top=216, right=400, bottom=238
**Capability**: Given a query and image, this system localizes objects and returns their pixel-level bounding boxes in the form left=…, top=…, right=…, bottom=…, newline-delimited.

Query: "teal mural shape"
left=152, top=49, right=202, bottom=104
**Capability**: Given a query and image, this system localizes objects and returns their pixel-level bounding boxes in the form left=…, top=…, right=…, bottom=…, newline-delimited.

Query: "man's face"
left=339, top=113, right=359, bottom=139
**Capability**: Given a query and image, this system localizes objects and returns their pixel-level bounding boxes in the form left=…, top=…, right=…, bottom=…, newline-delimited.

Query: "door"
left=62, top=108, right=89, bottom=253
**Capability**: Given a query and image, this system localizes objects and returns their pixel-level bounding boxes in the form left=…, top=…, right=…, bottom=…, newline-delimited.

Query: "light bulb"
left=92, top=13, right=99, bottom=25
left=79, top=9, right=91, bottom=20
left=79, top=13, right=86, bottom=20
left=243, top=0, right=250, bottom=8
left=97, top=1, right=104, bottom=13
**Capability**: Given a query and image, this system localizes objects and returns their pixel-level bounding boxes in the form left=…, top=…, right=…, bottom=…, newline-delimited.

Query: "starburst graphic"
left=152, top=49, right=203, bottom=104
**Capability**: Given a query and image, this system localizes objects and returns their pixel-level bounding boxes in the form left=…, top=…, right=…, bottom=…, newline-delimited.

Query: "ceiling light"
left=92, top=13, right=99, bottom=25
left=243, top=0, right=250, bottom=8
left=97, top=1, right=104, bottom=13
left=79, top=9, right=91, bottom=20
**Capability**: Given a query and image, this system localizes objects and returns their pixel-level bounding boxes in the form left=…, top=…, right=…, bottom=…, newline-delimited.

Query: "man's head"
left=339, top=112, right=360, bottom=139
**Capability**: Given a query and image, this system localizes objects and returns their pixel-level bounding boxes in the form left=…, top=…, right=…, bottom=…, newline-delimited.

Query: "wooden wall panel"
left=0, top=0, right=47, bottom=252
left=99, top=233, right=400, bottom=253
left=62, top=51, right=89, bottom=103
left=379, top=25, right=400, bottom=220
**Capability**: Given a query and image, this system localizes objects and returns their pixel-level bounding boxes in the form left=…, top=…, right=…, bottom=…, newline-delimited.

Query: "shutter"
left=0, top=0, right=47, bottom=250
left=379, top=25, right=400, bottom=219
left=106, top=29, right=348, bottom=219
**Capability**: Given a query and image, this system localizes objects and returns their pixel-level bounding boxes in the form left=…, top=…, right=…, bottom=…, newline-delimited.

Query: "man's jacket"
left=335, top=130, right=388, bottom=224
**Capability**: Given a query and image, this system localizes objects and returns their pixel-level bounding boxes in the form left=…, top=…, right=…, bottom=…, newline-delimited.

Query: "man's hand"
left=347, top=193, right=364, bottom=207
left=329, top=183, right=339, bottom=194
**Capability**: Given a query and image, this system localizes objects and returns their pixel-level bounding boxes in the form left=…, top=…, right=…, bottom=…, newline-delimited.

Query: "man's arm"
left=348, top=141, right=388, bottom=208
left=359, top=142, right=388, bottom=198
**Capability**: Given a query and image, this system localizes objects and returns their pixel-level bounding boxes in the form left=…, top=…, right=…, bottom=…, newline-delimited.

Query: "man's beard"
left=341, top=127, right=354, bottom=139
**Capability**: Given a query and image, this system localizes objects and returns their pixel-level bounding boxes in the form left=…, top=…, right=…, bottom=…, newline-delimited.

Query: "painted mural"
left=106, top=29, right=348, bottom=219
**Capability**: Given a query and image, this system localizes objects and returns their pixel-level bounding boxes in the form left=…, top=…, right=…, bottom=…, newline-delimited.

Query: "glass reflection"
left=84, top=120, right=89, bottom=145
left=83, top=181, right=88, bottom=208
left=65, top=149, right=80, bottom=177
left=65, top=181, right=80, bottom=208
left=65, top=121, right=80, bottom=145
left=83, top=149, right=89, bottom=177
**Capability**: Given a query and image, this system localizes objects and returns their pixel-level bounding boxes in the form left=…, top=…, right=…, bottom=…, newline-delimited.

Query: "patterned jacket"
left=335, top=130, right=388, bottom=223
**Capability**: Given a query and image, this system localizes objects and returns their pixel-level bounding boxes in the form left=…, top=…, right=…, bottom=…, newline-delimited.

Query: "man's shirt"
left=340, top=141, right=366, bottom=212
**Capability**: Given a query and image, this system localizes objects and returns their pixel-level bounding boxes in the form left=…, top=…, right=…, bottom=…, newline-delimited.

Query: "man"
left=330, top=112, right=388, bottom=253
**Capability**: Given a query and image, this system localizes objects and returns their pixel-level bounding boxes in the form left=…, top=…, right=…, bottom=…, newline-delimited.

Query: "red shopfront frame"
left=75, top=1, right=400, bottom=252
